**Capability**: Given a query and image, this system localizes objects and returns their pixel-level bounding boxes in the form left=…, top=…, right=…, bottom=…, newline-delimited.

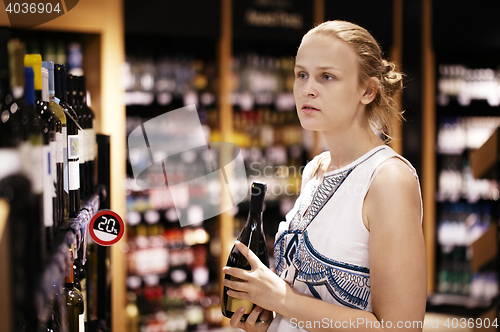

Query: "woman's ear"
left=360, top=77, right=379, bottom=105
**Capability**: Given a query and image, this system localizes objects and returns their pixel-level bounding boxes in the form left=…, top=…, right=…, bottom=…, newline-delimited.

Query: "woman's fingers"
left=234, top=240, right=261, bottom=269
left=258, top=308, right=273, bottom=323
left=222, top=266, right=250, bottom=280
left=223, top=277, right=249, bottom=292
left=229, top=307, right=246, bottom=328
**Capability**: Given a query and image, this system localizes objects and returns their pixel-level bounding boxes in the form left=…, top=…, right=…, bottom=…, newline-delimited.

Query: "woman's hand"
left=229, top=305, right=273, bottom=331
left=222, top=240, right=288, bottom=315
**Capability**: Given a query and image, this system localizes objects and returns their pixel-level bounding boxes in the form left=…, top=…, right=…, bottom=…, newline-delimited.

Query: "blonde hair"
left=303, top=20, right=404, bottom=143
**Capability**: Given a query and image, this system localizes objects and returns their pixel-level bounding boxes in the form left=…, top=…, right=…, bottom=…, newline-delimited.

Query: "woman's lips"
left=302, top=104, right=320, bottom=114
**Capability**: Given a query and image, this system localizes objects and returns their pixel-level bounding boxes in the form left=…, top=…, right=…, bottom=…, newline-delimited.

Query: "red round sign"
left=89, top=210, right=125, bottom=246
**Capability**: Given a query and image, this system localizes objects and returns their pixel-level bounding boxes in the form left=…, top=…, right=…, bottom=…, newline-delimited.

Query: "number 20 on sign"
left=89, top=210, right=125, bottom=246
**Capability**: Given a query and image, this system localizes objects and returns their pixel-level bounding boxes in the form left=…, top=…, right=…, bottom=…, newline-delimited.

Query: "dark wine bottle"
left=222, top=182, right=269, bottom=320
left=43, top=60, right=69, bottom=225
left=76, top=76, right=95, bottom=195
left=67, top=73, right=87, bottom=197
left=25, top=54, right=60, bottom=249
left=55, top=64, right=80, bottom=217
left=64, top=248, right=84, bottom=332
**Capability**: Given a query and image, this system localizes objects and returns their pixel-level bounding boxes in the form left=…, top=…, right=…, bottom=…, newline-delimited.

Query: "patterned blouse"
left=268, top=145, right=421, bottom=332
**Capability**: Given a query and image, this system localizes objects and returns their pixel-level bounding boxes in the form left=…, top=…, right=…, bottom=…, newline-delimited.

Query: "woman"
left=222, top=20, right=427, bottom=331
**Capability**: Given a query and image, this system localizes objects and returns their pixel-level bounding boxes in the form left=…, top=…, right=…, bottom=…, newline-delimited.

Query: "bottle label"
left=31, top=145, right=43, bottom=194
left=63, top=126, right=69, bottom=193
left=79, top=313, right=84, bottom=332
left=42, top=144, right=53, bottom=227
left=56, top=132, right=64, bottom=163
left=78, top=129, right=85, bottom=164
left=50, top=141, right=57, bottom=198
left=69, top=161, right=80, bottom=190
left=0, top=148, right=22, bottom=179
left=227, top=276, right=254, bottom=314
left=68, top=135, right=79, bottom=159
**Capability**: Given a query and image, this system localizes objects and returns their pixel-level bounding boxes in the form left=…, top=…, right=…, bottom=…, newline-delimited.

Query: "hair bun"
left=381, top=60, right=402, bottom=97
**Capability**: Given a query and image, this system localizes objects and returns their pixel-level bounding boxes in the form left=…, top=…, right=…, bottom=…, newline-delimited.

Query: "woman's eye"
left=296, top=72, right=307, bottom=79
left=323, top=73, right=335, bottom=80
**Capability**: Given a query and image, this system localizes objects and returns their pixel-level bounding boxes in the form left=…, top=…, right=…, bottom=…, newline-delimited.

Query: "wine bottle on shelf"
left=41, top=67, right=61, bottom=234
left=67, top=73, right=87, bottom=197
left=25, top=54, right=61, bottom=235
left=43, top=60, right=69, bottom=225
left=73, top=258, right=87, bottom=328
left=0, top=174, right=40, bottom=331
left=222, top=182, right=269, bottom=320
left=0, top=30, right=23, bottom=151
left=23, top=64, right=48, bottom=269
left=55, top=64, right=80, bottom=217
left=64, top=248, right=84, bottom=332
left=77, top=76, right=96, bottom=195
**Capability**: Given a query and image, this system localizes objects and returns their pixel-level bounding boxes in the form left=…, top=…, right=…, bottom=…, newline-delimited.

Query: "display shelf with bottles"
left=428, top=58, right=500, bottom=316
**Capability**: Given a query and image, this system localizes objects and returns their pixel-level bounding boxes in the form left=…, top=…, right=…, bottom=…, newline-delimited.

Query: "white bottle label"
left=69, top=161, right=80, bottom=191
left=78, top=129, right=85, bottom=164
left=56, top=132, right=64, bottom=163
left=31, top=145, right=43, bottom=194
left=79, top=312, right=84, bottom=332
left=42, top=144, right=53, bottom=227
left=68, top=134, right=79, bottom=159
left=63, top=127, right=69, bottom=194
left=0, top=149, right=22, bottom=179
left=50, top=141, right=57, bottom=198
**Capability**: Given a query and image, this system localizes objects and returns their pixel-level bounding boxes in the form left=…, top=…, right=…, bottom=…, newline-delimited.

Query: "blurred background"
left=1, top=0, right=500, bottom=331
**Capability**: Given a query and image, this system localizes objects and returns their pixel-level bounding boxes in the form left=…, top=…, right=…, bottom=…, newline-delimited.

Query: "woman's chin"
left=298, top=118, right=325, bottom=131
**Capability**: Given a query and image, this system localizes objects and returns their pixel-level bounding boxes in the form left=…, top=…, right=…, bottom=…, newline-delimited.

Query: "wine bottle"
left=0, top=29, right=23, bottom=151
left=41, top=67, right=61, bottom=233
left=67, top=73, right=87, bottom=197
left=55, top=64, right=80, bottom=217
left=25, top=55, right=60, bottom=243
left=64, top=248, right=84, bottom=332
left=0, top=173, right=40, bottom=331
left=76, top=76, right=96, bottom=195
left=23, top=65, right=48, bottom=270
left=43, top=60, right=69, bottom=225
left=222, top=182, right=269, bottom=320
left=73, top=257, right=87, bottom=327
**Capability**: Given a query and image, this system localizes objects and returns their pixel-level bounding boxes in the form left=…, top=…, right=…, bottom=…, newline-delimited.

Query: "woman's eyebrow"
left=294, top=64, right=341, bottom=71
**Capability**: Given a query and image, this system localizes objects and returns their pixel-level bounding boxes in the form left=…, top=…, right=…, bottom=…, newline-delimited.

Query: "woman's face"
left=293, top=34, right=369, bottom=132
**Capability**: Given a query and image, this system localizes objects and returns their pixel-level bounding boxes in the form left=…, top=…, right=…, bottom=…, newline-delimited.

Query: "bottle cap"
left=24, top=54, right=42, bottom=91
left=42, top=61, right=55, bottom=96
left=24, top=67, right=35, bottom=106
left=250, top=182, right=267, bottom=213
left=41, top=68, right=49, bottom=102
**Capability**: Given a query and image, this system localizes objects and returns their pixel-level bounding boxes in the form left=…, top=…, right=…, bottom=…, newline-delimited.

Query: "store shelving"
left=0, top=1, right=126, bottom=330
left=422, top=1, right=500, bottom=323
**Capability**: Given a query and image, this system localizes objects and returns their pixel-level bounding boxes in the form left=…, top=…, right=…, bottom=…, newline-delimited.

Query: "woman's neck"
left=319, top=121, right=384, bottom=172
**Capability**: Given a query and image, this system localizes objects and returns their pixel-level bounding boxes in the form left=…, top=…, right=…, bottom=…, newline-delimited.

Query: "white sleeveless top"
left=268, top=145, right=421, bottom=332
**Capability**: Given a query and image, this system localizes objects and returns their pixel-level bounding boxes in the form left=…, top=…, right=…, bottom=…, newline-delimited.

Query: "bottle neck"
left=245, top=210, right=263, bottom=229
left=66, top=250, right=74, bottom=285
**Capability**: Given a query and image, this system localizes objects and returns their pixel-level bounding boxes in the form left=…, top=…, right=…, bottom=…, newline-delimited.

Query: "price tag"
left=89, top=210, right=125, bottom=246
